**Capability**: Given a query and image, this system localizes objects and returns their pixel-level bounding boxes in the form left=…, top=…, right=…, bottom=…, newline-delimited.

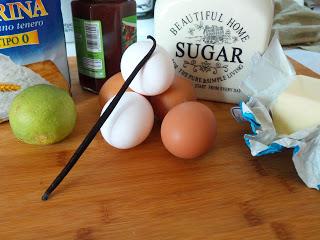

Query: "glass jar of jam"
left=72, top=0, right=137, bottom=93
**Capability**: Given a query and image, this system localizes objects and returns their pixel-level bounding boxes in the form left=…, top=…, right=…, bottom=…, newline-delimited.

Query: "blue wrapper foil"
left=232, top=34, right=320, bottom=190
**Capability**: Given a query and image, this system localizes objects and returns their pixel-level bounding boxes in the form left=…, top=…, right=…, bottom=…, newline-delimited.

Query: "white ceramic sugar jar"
left=154, top=0, right=274, bottom=103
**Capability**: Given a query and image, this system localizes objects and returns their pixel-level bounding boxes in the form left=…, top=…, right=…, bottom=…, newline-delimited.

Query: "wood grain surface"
left=0, top=57, right=319, bottom=240
left=27, top=61, right=70, bottom=91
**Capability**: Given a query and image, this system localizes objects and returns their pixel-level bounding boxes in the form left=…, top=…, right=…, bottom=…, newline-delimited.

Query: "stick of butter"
left=270, top=75, right=320, bottom=135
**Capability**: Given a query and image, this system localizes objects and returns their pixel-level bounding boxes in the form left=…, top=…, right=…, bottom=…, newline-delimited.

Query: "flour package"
left=0, top=0, right=69, bottom=123
left=0, top=0, right=69, bottom=87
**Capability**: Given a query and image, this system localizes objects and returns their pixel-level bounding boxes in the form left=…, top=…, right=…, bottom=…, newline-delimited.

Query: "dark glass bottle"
left=72, top=0, right=137, bottom=93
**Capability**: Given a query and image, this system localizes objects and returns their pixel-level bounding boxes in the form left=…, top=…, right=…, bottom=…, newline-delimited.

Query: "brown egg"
left=99, top=72, right=132, bottom=107
left=149, top=76, right=197, bottom=120
left=161, top=102, right=217, bottom=159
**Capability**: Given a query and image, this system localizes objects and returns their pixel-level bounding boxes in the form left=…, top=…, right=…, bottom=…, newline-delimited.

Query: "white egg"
left=100, top=92, right=154, bottom=149
left=121, top=41, right=175, bottom=96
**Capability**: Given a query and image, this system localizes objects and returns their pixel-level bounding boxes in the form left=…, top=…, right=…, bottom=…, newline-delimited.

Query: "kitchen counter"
left=0, top=58, right=320, bottom=240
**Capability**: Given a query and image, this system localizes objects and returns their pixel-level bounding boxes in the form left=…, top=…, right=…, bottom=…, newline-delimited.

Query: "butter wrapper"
left=232, top=34, right=320, bottom=190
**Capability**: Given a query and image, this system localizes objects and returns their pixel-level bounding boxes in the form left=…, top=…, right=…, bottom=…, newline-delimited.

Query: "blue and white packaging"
left=232, top=34, right=320, bottom=190
left=0, top=0, right=69, bottom=82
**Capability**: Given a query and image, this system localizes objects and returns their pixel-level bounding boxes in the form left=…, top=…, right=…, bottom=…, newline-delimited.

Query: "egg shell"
left=99, top=72, right=132, bottom=108
left=149, top=76, right=197, bottom=120
left=161, top=102, right=217, bottom=159
left=121, top=41, right=175, bottom=96
left=100, top=92, right=154, bottom=149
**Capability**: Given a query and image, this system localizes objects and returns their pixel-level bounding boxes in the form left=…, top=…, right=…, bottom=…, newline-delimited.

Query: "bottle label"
left=122, top=15, right=137, bottom=53
left=73, top=18, right=106, bottom=79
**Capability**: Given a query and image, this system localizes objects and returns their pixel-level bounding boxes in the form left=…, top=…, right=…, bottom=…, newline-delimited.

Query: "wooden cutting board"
left=27, top=60, right=69, bottom=91
left=0, top=58, right=319, bottom=240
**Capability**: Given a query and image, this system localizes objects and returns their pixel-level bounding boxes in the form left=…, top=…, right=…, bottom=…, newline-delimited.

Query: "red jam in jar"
left=72, top=0, right=137, bottom=93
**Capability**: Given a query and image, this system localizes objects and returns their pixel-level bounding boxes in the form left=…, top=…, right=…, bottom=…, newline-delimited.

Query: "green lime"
left=9, top=84, right=77, bottom=145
